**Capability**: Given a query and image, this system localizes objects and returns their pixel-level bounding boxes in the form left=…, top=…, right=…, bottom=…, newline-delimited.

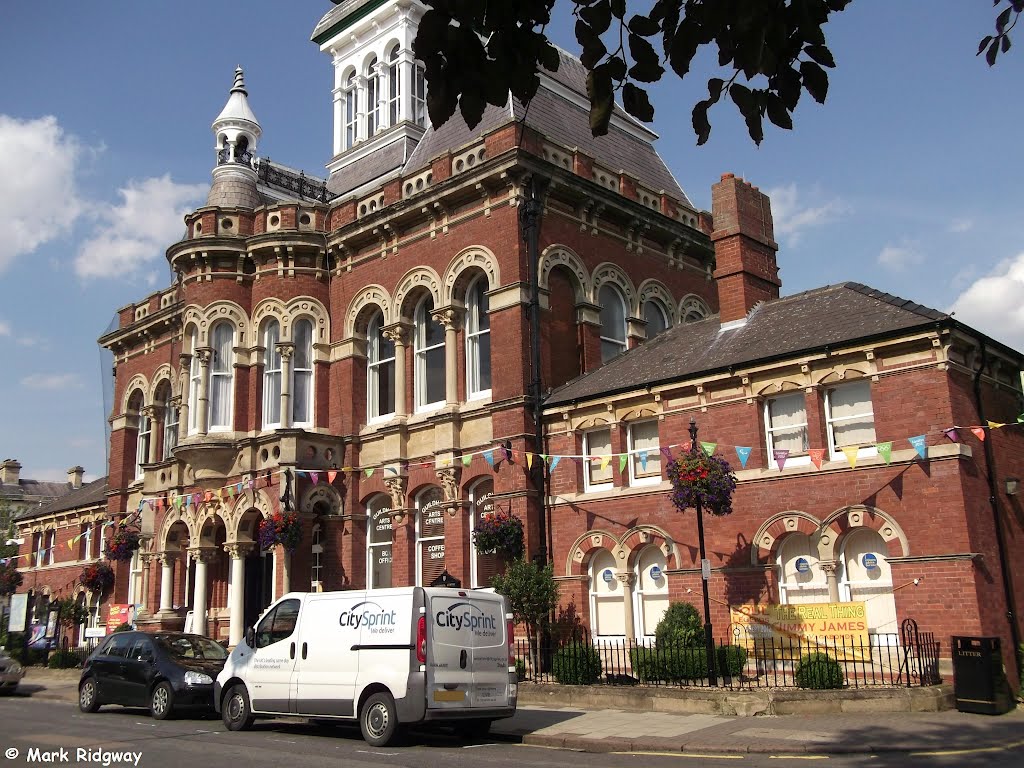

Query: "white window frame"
left=163, top=400, right=179, bottom=460
left=135, top=408, right=151, bottom=480
left=367, top=311, right=396, bottom=422
left=627, top=420, right=662, bottom=486
left=468, top=479, right=495, bottom=588
left=413, top=63, right=426, bottom=127
left=366, top=495, right=393, bottom=590
left=365, top=57, right=379, bottom=137
left=46, top=530, right=55, bottom=565
left=583, top=427, right=614, bottom=492
left=209, top=321, right=234, bottom=432
left=311, top=524, right=323, bottom=592
left=82, top=524, right=93, bottom=562
left=599, top=284, right=628, bottom=363
left=33, top=532, right=43, bottom=567
left=824, top=380, right=877, bottom=461
left=415, top=487, right=445, bottom=588
left=643, top=299, right=669, bottom=339
left=263, top=320, right=282, bottom=428
left=344, top=72, right=358, bottom=148
left=292, top=318, right=314, bottom=427
left=589, top=549, right=625, bottom=640
left=465, top=276, right=491, bottom=400
left=127, top=547, right=142, bottom=606
left=764, top=392, right=811, bottom=467
left=414, top=296, right=445, bottom=412
left=187, top=329, right=201, bottom=435
left=387, top=45, right=401, bottom=127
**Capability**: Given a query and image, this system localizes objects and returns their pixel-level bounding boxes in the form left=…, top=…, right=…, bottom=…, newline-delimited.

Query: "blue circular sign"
left=862, top=553, right=879, bottom=570
left=795, top=558, right=810, bottom=574
left=649, top=565, right=663, bottom=580
left=602, top=569, right=614, bottom=583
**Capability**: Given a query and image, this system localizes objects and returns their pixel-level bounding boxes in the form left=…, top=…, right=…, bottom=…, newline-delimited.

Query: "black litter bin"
left=951, top=636, right=1015, bottom=715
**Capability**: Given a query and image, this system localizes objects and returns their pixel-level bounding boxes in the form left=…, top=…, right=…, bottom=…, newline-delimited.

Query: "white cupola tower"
left=207, top=67, right=263, bottom=208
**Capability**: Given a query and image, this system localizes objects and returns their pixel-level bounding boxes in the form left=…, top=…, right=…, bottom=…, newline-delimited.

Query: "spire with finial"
left=230, top=66, right=247, bottom=96
left=207, top=66, right=262, bottom=209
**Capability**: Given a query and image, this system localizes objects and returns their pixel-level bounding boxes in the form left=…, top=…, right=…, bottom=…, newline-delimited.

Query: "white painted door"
left=633, top=546, right=669, bottom=640
left=840, top=529, right=897, bottom=642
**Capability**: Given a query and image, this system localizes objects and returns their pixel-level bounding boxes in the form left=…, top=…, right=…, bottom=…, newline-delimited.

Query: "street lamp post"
left=689, top=417, right=718, bottom=686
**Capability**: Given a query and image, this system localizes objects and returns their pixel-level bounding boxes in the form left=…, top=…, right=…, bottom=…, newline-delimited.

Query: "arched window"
left=367, top=310, right=395, bottom=420
left=633, top=546, right=669, bottom=638
left=187, top=328, right=201, bottom=435
left=387, top=44, right=401, bottom=126
left=365, top=57, right=379, bottom=137
left=134, top=394, right=150, bottom=480
left=292, top=318, right=314, bottom=426
left=311, top=524, right=323, bottom=591
left=366, top=495, right=393, bottom=589
left=413, top=62, right=427, bottom=127
left=589, top=550, right=624, bottom=637
left=643, top=299, right=669, bottom=339
left=416, top=486, right=445, bottom=586
left=599, top=284, right=627, bottom=362
left=414, top=296, right=445, bottom=411
left=155, top=380, right=177, bottom=461
left=263, top=320, right=282, bottom=428
left=681, top=296, right=710, bottom=323
left=465, top=276, right=491, bottom=398
left=777, top=533, right=830, bottom=605
left=344, top=71, right=358, bottom=148
left=469, top=479, right=498, bottom=587
left=209, top=321, right=234, bottom=431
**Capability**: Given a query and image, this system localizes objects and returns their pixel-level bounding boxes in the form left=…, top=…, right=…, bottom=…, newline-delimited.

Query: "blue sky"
left=1, top=2, right=1021, bottom=483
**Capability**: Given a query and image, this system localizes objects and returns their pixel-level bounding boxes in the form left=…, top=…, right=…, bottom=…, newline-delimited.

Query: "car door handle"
left=290, top=642, right=295, bottom=660
left=302, top=642, right=307, bottom=660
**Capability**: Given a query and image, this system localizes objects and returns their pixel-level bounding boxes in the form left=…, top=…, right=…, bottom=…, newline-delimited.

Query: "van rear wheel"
left=360, top=692, right=401, bottom=747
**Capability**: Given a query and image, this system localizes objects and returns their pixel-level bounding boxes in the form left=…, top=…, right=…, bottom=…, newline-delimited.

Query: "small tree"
left=49, top=597, right=89, bottom=635
left=0, top=561, right=23, bottom=596
left=491, top=558, right=560, bottom=677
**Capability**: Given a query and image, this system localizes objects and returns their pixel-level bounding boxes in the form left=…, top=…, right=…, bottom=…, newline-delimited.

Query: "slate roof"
left=327, top=135, right=417, bottom=198
left=0, top=479, right=75, bottom=504
left=311, top=0, right=379, bottom=44
left=17, top=478, right=108, bottom=522
left=546, top=283, right=957, bottom=407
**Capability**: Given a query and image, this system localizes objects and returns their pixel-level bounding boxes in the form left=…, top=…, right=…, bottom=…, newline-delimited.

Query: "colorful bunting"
left=619, top=454, right=628, bottom=474
left=365, top=467, right=374, bottom=478
left=549, top=456, right=561, bottom=473
left=943, top=428, right=960, bottom=443
left=773, top=448, right=789, bottom=471
left=700, top=441, right=717, bottom=457
left=808, top=448, right=826, bottom=469
left=639, top=450, right=649, bottom=471
left=308, top=472, right=318, bottom=485
left=327, top=471, right=337, bottom=484
left=660, top=447, right=673, bottom=461
left=972, top=427, right=986, bottom=442
left=526, top=453, right=534, bottom=470
left=908, top=435, right=927, bottom=459
left=841, top=446, right=859, bottom=469
left=483, top=450, right=495, bottom=468
left=600, top=455, right=611, bottom=472
left=462, top=455, right=472, bottom=467
left=988, top=421, right=1006, bottom=430
left=876, top=442, right=893, bottom=465
left=735, top=446, right=751, bottom=469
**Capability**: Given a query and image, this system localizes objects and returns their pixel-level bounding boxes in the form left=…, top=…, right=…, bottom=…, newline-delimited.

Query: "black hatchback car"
left=79, top=631, right=227, bottom=719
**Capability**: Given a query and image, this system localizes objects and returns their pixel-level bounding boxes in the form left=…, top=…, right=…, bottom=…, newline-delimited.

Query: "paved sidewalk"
left=17, top=668, right=1024, bottom=756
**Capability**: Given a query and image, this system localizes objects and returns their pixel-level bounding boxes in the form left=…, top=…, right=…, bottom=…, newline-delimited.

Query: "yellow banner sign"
left=729, top=602, right=870, bottom=661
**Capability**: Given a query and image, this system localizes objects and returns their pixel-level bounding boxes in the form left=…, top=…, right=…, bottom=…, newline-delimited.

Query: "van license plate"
left=433, top=689, right=465, bottom=702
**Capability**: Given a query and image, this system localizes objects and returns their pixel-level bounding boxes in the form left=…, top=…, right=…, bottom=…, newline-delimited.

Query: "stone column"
left=435, top=308, right=463, bottom=407
left=139, top=552, right=152, bottom=616
left=141, top=406, right=160, bottom=465
left=178, top=353, right=192, bottom=442
left=189, top=548, right=218, bottom=637
left=820, top=561, right=841, bottom=603
left=279, top=547, right=292, bottom=595
left=384, top=324, right=410, bottom=418
left=225, top=542, right=253, bottom=646
left=277, top=342, right=295, bottom=429
left=157, top=552, right=175, bottom=614
left=616, top=572, right=637, bottom=643
left=195, top=348, right=213, bottom=436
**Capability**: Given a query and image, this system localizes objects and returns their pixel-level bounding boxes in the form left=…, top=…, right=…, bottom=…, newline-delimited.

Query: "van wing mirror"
left=245, top=626, right=255, bottom=648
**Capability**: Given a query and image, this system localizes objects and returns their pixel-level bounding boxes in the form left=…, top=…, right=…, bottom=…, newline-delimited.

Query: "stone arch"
left=815, top=367, right=871, bottom=386
left=751, top=510, right=823, bottom=566
left=159, top=508, right=196, bottom=551
left=122, top=375, right=149, bottom=413
left=538, top=245, right=591, bottom=304
left=194, top=511, right=228, bottom=548
left=755, top=380, right=805, bottom=396
left=821, top=504, right=909, bottom=560
left=591, top=262, right=637, bottom=313
left=565, top=529, right=624, bottom=577
left=570, top=414, right=611, bottom=432
left=393, top=266, right=442, bottom=321
left=622, top=525, right=679, bottom=570
left=226, top=488, right=274, bottom=542
left=148, top=365, right=175, bottom=402
left=637, top=279, right=677, bottom=325
left=442, top=246, right=500, bottom=305
left=679, top=294, right=711, bottom=323
left=284, top=296, right=330, bottom=353
left=252, top=298, right=288, bottom=341
left=346, top=284, right=394, bottom=338
left=182, top=300, right=249, bottom=348
left=361, top=49, right=381, bottom=73
left=300, top=483, right=343, bottom=516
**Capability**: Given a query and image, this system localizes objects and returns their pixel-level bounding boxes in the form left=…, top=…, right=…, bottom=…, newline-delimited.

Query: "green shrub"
left=8, top=647, right=47, bottom=666
left=716, top=644, right=748, bottom=678
left=551, top=642, right=602, bottom=685
left=47, top=649, right=81, bottom=669
left=794, top=652, right=844, bottom=689
left=629, top=646, right=664, bottom=683
left=515, top=658, right=526, bottom=682
left=661, top=643, right=709, bottom=681
left=654, top=602, right=704, bottom=649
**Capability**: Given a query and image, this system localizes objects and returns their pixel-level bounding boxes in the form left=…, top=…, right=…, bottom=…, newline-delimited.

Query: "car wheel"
left=150, top=682, right=175, bottom=720
left=360, top=691, right=401, bottom=747
left=79, top=678, right=101, bottom=713
left=222, top=684, right=254, bottom=732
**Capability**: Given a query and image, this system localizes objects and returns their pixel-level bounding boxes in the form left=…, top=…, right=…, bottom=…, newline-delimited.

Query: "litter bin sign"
left=951, top=636, right=1014, bottom=715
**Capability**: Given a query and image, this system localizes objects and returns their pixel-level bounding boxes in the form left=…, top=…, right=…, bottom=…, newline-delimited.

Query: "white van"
left=214, top=587, right=517, bottom=746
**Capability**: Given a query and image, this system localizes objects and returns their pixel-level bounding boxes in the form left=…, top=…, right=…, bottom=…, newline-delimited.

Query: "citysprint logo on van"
left=338, top=601, right=398, bottom=635
left=436, top=602, right=498, bottom=638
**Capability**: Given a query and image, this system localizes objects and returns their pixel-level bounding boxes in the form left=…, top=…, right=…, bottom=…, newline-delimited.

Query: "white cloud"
left=949, top=217, right=974, bottom=233
left=765, top=183, right=848, bottom=246
left=0, top=321, right=10, bottom=337
left=20, top=373, right=82, bottom=390
left=0, top=115, right=88, bottom=272
left=877, top=242, right=925, bottom=270
left=950, top=252, right=1024, bottom=350
left=74, top=175, right=206, bottom=279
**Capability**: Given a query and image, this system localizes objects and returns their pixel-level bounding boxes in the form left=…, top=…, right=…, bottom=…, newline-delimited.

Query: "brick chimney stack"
left=0, top=459, right=21, bottom=486
left=711, top=173, right=780, bottom=324
left=68, top=466, right=85, bottom=489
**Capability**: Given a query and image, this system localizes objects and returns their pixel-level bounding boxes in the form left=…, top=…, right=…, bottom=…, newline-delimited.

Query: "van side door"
left=294, top=594, right=360, bottom=718
left=248, top=597, right=301, bottom=714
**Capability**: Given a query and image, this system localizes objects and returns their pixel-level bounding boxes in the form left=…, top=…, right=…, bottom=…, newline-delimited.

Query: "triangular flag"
left=549, top=456, right=561, bottom=473
left=700, top=441, right=716, bottom=457
left=204, top=491, right=214, bottom=503
left=639, top=450, right=648, bottom=471
left=971, top=427, right=986, bottom=442
left=296, top=471, right=306, bottom=480
left=227, top=485, right=235, bottom=498
left=808, top=448, right=826, bottom=469
left=462, top=455, right=472, bottom=467
left=988, top=420, right=1006, bottom=430
left=216, top=488, right=223, bottom=500
left=385, top=465, right=397, bottom=475
left=660, top=447, right=673, bottom=461
left=943, top=428, right=960, bottom=443
left=327, top=471, right=337, bottom=484
left=236, top=483, right=243, bottom=494
left=365, top=467, right=375, bottom=478
left=194, top=492, right=202, bottom=506
left=67, top=538, right=76, bottom=550
left=526, top=453, right=534, bottom=470
left=600, top=455, right=611, bottom=471
left=248, top=478, right=255, bottom=490
left=841, top=446, right=859, bottom=468
left=483, top=450, right=495, bottom=468
left=501, top=445, right=512, bottom=462
left=735, top=446, right=751, bottom=469
left=908, top=435, right=927, bottom=458
left=156, top=498, right=164, bottom=509
left=539, top=454, right=548, bottom=463
left=310, top=472, right=320, bottom=485
left=877, top=441, right=893, bottom=465
left=774, top=448, right=789, bottom=471
left=619, top=454, right=628, bottom=473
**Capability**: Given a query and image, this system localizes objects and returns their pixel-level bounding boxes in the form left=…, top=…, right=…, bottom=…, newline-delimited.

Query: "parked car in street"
left=0, top=649, right=25, bottom=694
left=79, top=631, right=227, bottom=719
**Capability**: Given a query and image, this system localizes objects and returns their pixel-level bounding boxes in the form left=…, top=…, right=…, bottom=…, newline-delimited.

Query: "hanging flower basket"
left=258, top=510, right=302, bottom=552
left=667, top=448, right=738, bottom=516
left=0, top=561, right=23, bottom=596
left=472, top=510, right=525, bottom=560
left=79, top=562, right=115, bottom=594
left=104, top=527, right=141, bottom=562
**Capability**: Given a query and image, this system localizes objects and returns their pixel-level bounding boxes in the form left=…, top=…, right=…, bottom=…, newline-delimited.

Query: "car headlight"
left=183, top=671, right=213, bottom=686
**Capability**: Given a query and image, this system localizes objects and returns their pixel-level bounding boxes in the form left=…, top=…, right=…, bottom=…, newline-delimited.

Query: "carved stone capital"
left=818, top=560, right=838, bottom=576
left=432, top=306, right=463, bottom=331
left=194, top=347, right=213, bottom=366
left=383, top=476, right=407, bottom=511
left=223, top=541, right=255, bottom=559
left=156, top=551, right=179, bottom=568
left=382, top=322, right=411, bottom=347
left=187, top=547, right=219, bottom=565
left=276, top=341, right=295, bottom=361
left=615, top=572, right=636, bottom=587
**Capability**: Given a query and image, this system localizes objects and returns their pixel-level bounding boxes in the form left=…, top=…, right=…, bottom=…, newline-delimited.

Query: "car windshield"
left=155, top=635, right=228, bottom=661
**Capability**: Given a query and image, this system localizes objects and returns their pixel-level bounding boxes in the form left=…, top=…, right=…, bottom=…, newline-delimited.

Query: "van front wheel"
left=222, top=685, right=255, bottom=732
left=360, top=692, right=400, bottom=747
